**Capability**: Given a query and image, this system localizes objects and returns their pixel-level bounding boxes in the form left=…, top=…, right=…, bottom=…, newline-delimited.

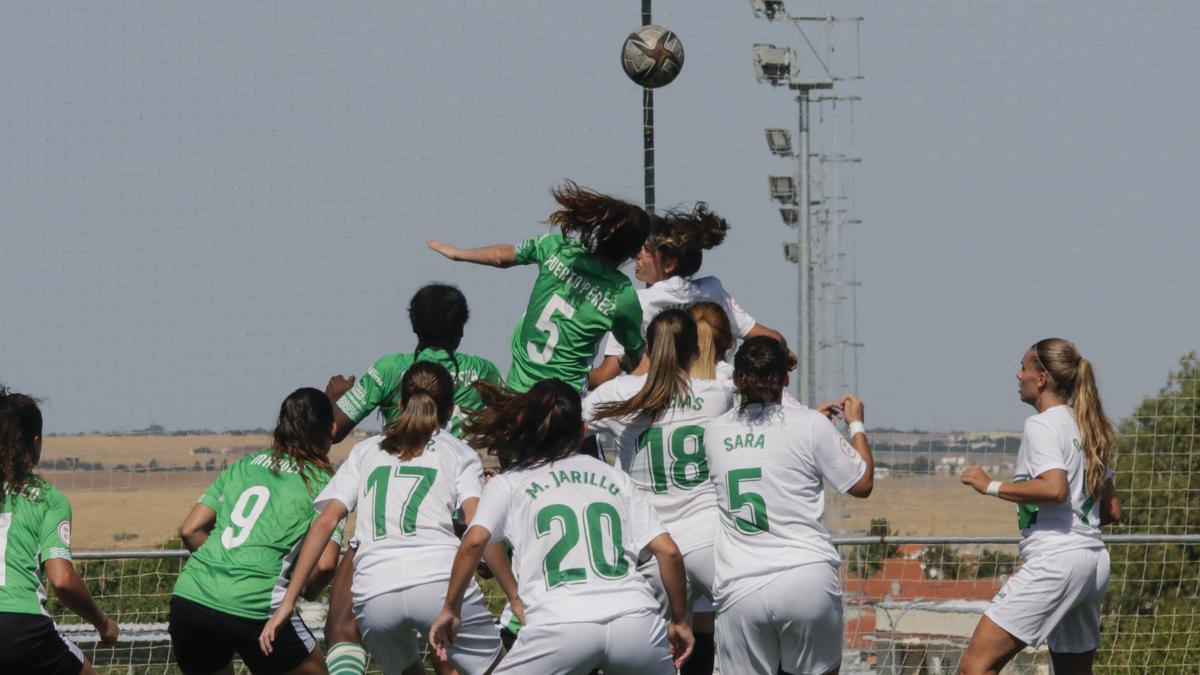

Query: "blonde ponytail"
left=593, top=309, right=697, bottom=421
left=1033, top=338, right=1116, bottom=497
left=689, top=301, right=734, bottom=380
left=380, top=362, right=455, bottom=461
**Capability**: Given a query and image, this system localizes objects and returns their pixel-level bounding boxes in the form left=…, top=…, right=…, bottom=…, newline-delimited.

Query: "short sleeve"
left=468, top=477, right=512, bottom=544
left=480, top=359, right=503, bottom=386
left=514, top=233, right=560, bottom=266
left=454, top=444, right=485, bottom=508
left=1023, top=418, right=1068, bottom=477
left=316, top=446, right=363, bottom=512
left=610, top=288, right=645, bottom=362
left=601, top=332, right=624, bottom=358
left=40, top=489, right=73, bottom=562
left=338, top=358, right=392, bottom=424
left=808, top=416, right=867, bottom=494
left=723, top=294, right=757, bottom=338
left=622, top=474, right=668, bottom=552
left=197, top=469, right=227, bottom=510
left=581, top=381, right=626, bottom=437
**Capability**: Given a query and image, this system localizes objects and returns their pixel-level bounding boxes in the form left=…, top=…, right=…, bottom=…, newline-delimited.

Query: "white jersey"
left=601, top=276, right=756, bottom=358
left=1013, top=405, right=1106, bottom=560
left=583, top=375, right=733, bottom=553
left=715, top=361, right=806, bottom=410
left=704, top=403, right=866, bottom=608
left=315, top=431, right=483, bottom=604
left=469, top=454, right=665, bottom=626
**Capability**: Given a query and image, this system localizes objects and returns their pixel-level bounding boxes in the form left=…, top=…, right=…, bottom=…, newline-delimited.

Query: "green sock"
left=327, top=641, right=368, bottom=675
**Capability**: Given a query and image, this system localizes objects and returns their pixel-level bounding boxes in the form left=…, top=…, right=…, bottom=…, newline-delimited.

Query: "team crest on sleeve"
left=837, top=435, right=858, bottom=459
left=58, top=520, right=72, bottom=546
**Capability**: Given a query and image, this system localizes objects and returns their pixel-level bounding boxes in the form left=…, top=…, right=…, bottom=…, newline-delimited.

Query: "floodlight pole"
left=795, top=86, right=816, bottom=406
left=642, top=0, right=655, bottom=213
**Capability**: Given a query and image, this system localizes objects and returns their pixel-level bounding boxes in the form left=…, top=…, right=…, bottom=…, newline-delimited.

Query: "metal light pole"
left=796, top=86, right=815, bottom=405
left=642, top=0, right=654, bottom=213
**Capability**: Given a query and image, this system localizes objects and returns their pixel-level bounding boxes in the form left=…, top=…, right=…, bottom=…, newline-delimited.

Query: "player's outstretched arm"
left=45, top=559, right=119, bottom=646
left=178, top=503, right=217, bottom=552
left=745, top=323, right=799, bottom=371
left=325, top=374, right=359, bottom=444
left=259, top=501, right=347, bottom=655
left=960, top=466, right=1069, bottom=504
left=429, top=525, right=492, bottom=661
left=645, top=532, right=695, bottom=669
left=299, top=540, right=342, bottom=601
left=428, top=240, right=517, bottom=268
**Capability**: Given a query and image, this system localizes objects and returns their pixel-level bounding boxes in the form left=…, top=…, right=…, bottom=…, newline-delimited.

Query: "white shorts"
left=985, top=546, right=1110, bottom=652
left=640, top=544, right=716, bottom=615
left=493, top=610, right=675, bottom=675
left=354, top=580, right=502, bottom=675
left=715, top=562, right=843, bottom=675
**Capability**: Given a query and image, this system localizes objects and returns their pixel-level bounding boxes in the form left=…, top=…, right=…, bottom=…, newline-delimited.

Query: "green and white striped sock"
left=327, top=641, right=368, bottom=675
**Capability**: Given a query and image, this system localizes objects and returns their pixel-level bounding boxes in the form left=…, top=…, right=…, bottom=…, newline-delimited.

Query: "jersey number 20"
left=536, top=502, right=628, bottom=589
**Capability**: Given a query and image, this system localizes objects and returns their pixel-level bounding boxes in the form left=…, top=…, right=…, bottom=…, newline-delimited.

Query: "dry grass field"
left=44, top=434, right=1018, bottom=550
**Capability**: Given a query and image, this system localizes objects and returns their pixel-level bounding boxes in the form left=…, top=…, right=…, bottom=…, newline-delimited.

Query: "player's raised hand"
left=428, top=607, right=461, bottom=662
left=667, top=620, right=695, bottom=669
left=960, top=465, right=992, bottom=494
left=840, top=394, right=865, bottom=424
left=427, top=239, right=459, bottom=260
left=96, top=615, right=119, bottom=646
left=816, top=400, right=844, bottom=421
left=324, top=374, right=355, bottom=400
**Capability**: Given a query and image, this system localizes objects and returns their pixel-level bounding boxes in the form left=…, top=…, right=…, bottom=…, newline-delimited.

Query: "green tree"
left=1100, top=352, right=1200, bottom=671
left=848, top=518, right=899, bottom=578
left=975, top=548, right=1018, bottom=578
left=920, top=543, right=964, bottom=580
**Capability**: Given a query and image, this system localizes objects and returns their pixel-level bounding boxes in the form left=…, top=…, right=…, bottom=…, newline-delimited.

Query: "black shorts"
left=169, top=595, right=316, bottom=674
left=0, top=612, right=86, bottom=675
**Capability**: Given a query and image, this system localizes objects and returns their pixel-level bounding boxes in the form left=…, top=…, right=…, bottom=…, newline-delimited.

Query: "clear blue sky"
left=2, top=1, right=1197, bottom=433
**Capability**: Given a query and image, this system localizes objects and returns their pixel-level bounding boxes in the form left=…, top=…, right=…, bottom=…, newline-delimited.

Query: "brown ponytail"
left=733, top=336, right=788, bottom=413
left=646, top=203, right=730, bottom=278
left=380, top=361, right=454, bottom=461
left=1033, top=338, right=1116, bottom=496
left=462, top=379, right=583, bottom=470
left=592, top=309, right=697, bottom=421
left=689, top=302, right=734, bottom=380
left=547, top=180, right=650, bottom=264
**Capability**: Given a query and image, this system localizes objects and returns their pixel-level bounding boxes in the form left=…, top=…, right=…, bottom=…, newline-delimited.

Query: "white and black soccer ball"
left=621, top=25, right=684, bottom=89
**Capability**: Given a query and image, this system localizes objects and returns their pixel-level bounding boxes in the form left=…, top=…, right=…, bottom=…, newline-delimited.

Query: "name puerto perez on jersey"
left=543, top=253, right=619, bottom=317
left=522, top=469, right=624, bottom=500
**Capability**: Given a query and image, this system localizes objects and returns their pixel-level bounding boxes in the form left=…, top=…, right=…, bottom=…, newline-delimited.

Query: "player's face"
left=1017, top=348, right=1045, bottom=405
left=635, top=245, right=669, bottom=283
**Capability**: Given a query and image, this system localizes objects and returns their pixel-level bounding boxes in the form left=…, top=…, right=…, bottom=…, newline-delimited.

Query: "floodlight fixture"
left=769, top=175, right=796, bottom=203
left=765, top=128, right=792, bottom=155
left=748, top=0, right=786, bottom=19
left=779, top=207, right=799, bottom=226
left=783, top=242, right=800, bottom=263
left=753, top=44, right=793, bottom=85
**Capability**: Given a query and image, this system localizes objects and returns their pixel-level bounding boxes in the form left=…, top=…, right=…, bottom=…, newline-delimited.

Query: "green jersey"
left=0, top=480, right=73, bottom=615
left=507, top=233, right=644, bottom=393
left=336, top=348, right=502, bottom=436
left=173, top=450, right=342, bottom=620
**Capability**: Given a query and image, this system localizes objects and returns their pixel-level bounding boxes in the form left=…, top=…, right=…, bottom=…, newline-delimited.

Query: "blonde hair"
left=592, top=309, right=697, bottom=421
left=689, top=302, right=734, bottom=380
left=1032, top=338, right=1116, bottom=497
left=381, top=362, right=454, bottom=461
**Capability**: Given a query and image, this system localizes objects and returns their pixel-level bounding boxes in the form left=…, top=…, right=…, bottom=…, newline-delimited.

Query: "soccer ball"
left=621, top=25, right=684, bottom=89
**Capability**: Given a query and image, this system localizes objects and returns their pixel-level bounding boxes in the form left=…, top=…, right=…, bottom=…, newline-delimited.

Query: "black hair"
left=733, top=336, right=788, bottom=412
left=409, top=283, right=469, bottom=380
left=0, top=386, right=44, bottom=505
left=463, top=379, right=584, bottom=470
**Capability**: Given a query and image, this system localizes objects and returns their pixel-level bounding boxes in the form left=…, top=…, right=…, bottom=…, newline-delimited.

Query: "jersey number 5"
left=728, top=468, right=769, bottom=534
left=366, top=466, right=438, bottom=540
left=536, top=502, right=629, bottom=590
left=527, top=294, right=576, bottom=365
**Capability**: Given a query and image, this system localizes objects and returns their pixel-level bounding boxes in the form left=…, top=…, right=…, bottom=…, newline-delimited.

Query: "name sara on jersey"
left=544, top=254, right=619, bottom=317
left=523, top=469, right=623, bottom=500
left=723, top=433, right=766, bottom=452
